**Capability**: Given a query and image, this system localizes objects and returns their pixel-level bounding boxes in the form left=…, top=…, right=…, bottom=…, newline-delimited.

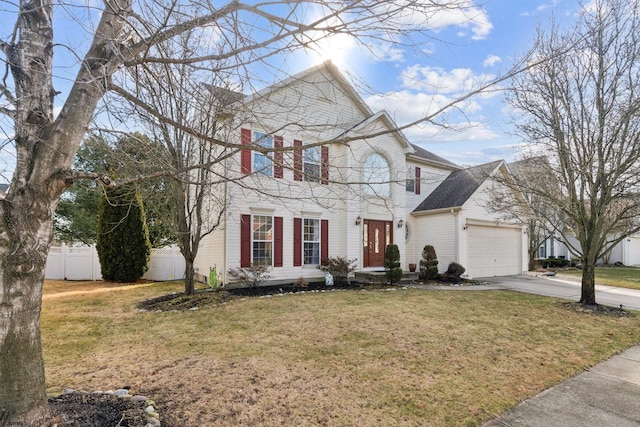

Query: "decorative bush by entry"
left=96, top=185, right=151, bottom=282
left=420, top=245, right=438, bottom=280
left=384, top=244, right=403, bottom=284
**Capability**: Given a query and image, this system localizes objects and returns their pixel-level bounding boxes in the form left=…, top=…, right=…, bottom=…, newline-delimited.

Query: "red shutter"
left=274, top=136, right=283, bottom=179
left=415, top=167, right=421, bottom=195
left=293, top=218, right=302, bottom=266
left=241, top=128, right=251, bottom=174
left=274, top=216, right=283, bottom=267
left=321, top=219, right=329, bottom=263
left=321, top=146, right=329, bottom=185
left=293, top=140, right=302, bottom=181
left=240, top=214, right=251, bottom=267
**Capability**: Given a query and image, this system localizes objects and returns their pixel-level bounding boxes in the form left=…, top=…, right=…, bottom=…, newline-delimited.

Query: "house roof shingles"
left=413, top=160, right=502, bottom=212
left=409, top=143, right=459, bottom=168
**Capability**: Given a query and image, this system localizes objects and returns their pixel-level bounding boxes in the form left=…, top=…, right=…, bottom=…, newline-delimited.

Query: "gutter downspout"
left=451, top=209, right=459, bottom=263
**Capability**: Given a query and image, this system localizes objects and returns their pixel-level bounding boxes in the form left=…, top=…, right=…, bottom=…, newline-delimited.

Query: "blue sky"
left=0, top=0, right=580, bottom=183
left=288, top=0, right=578, bottom=167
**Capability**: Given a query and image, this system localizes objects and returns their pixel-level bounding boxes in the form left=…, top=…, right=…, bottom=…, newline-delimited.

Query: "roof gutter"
left=411, top=206, right=462, bottom=217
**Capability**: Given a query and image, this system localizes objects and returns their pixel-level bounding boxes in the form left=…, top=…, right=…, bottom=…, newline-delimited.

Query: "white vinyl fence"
left=45, top=244, right=185, bottom=281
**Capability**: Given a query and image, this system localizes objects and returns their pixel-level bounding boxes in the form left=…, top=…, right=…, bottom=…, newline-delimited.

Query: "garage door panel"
left=468, top=225, right=521, bottom=277
left=628, top=237, right=640, bottom=266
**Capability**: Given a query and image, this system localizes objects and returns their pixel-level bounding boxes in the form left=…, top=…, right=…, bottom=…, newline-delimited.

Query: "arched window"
left=363, top=153, right=390, bottom=197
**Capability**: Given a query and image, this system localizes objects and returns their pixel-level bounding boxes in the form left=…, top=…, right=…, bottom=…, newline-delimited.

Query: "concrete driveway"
left=479, top=273, right=640, bottom=311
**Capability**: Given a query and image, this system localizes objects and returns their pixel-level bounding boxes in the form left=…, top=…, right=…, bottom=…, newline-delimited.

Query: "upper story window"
left=241, top=128, right=283, bottom=178
left=406, top=166, right=415, bottom=193
left=364, top=153, right=390, bottom=197
left=304, top=143, right=321, bottom=182
left=253, top=132, right=273, bottom=176
left=406, top=166, right=421, bottom=194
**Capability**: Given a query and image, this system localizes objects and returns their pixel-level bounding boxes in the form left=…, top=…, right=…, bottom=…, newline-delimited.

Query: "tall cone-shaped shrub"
left=97, top=185, right=151, bottom=282
left=385, top=244, right=403, bottom=284
left=420, top=245, right=438, bottom=280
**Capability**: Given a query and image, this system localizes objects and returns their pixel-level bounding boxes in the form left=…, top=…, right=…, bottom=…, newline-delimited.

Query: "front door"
left=363, top=220, right=393, bottom=267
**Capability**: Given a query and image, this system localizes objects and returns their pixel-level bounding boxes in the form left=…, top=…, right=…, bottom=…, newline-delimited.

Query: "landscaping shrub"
left=227, top=264, right=271, bottom=288
left=96, top=185, right=151, bottom=282
left=443, top=262, right=466, bottom=282
left=419, top=245, right=438, bottom=280
left=319, top=256, right=357, bottom=285
left=541, top=257, right=570, bottom=268
left=384, top=244, right=403, bottom=284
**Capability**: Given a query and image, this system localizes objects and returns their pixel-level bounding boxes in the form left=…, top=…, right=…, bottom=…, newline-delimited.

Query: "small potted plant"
left=408, top=263, right=417, bottom=272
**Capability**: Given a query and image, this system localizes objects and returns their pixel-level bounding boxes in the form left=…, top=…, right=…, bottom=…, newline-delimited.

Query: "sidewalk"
left=483, top=343, right=640, bottom=426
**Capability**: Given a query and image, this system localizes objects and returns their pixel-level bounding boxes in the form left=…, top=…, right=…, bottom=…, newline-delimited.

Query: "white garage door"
left=467, top=225, right=522, bottom=277
left=627, top=237, right=640, bottom=266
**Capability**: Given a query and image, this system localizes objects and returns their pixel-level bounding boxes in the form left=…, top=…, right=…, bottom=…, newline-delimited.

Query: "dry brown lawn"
left=41, top=280, right=640, bottom=426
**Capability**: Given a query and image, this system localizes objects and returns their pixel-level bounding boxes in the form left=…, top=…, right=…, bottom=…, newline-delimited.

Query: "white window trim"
left=303, top=217, right=321, bottom=266
left=252, top=214, right=274, bottom=266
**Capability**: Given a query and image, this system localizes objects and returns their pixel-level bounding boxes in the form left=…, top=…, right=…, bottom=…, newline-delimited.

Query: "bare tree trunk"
left=184, top=259, right=196, bottom=295
left=528, top=250, right=537, bottom=272
left=0, top=206, right=53, bottom=425
left=580, top=256, right=597, bottom=305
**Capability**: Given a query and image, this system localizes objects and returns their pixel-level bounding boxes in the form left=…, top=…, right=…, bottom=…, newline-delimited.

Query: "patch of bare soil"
left=48, top=393, right=149, bottom=427
left=560, top=301, right=633, bottom=317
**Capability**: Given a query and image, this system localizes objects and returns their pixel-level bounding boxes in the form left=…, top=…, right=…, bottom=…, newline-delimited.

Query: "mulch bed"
left=560, top=301, right=633, bottom=317
left=136, top=282, right=367, bottom=312
left=48, top=393, right=150, bottom=427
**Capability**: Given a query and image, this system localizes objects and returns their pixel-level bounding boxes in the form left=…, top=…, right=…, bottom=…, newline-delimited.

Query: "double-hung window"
left=303, top=218, right=320, bottom=265
left=253, top=132, right=273, bottom=176
left=252, top=215, right=273, bottom=266
left=406, top=166, right=415, bottom=193
left=303, top=143, right=321, bottom=182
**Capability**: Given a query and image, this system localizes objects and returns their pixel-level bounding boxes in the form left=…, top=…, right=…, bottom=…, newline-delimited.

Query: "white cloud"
left=483, top=54, right=501, bottom=67
left=299, top=0, right=493, bottom=69
left=417, top=1, right=493, bottom=40
left=366, top=90, right=482, bottom=126
left=400, top=64, right=495, bottom=95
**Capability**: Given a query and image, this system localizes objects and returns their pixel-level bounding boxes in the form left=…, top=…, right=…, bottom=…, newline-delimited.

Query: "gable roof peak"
left=412, top=159, right=504, bottom=213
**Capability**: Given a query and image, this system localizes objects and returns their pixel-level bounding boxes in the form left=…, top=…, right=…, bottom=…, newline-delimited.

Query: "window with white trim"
left=303, top=218, right=320, bottom=264
left=304, top=142, right=321, bottom=182
left=406, top=166, right=415, bottom=192
left=253, top=132, right=273, bottom=176
left=252, top=215, right=273, bottom=265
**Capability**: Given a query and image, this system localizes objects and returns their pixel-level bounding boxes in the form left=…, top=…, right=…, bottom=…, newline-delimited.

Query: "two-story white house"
left=194, top=61, right=528, bottom=285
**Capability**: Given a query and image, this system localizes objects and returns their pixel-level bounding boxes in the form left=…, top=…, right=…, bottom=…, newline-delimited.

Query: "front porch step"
left=355, top=271, right=419, bottom=285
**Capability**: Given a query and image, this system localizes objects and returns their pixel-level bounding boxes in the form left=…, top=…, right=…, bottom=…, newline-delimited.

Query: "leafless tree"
left=506, top=0, right=640, bottom=305
left=116, top=31, right=233, bottom=295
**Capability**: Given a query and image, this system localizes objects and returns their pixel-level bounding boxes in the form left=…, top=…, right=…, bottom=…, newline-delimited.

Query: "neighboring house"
left=554, top=234, right=640, bottom=266
left=194, top=61, right=527, bottom=285
left=0, top=183, right=8, bottom=200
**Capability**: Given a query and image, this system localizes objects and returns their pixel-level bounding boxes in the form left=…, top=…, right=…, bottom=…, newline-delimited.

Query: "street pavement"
left=476, top=274, right=640, bottom=426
